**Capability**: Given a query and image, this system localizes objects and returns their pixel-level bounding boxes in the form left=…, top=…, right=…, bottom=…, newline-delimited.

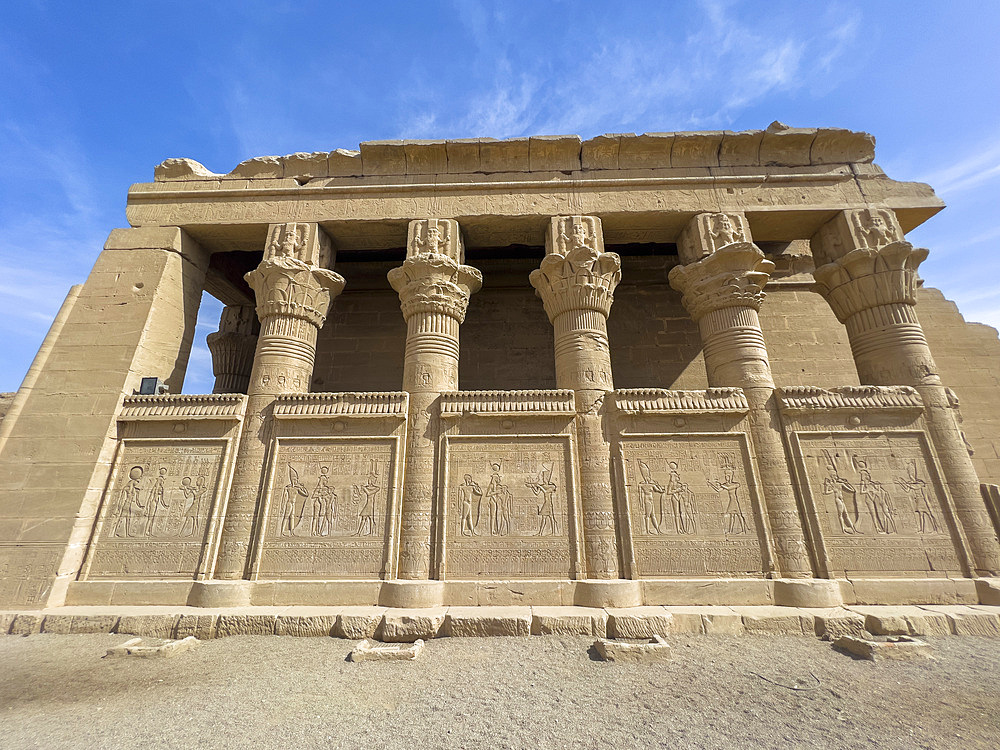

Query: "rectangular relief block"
left=794, top=431, right=965, bottom=576
left=82, top=439, right=229, bottom=580
left=442, top=435, right=576, bottom=579
left=619, top=434, right=767, bottom=577
left=253, top=437, right=398, bottom=579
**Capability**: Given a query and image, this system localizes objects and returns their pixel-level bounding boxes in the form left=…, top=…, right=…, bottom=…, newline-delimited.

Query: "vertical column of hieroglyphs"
left=388, top=219, right=482, bottom=578
left=206, top=304, right=259, bottom=394
left=213, top=223, right=345, bottom=578
left=530, top=216, right=622, bottom=578
left=669, top=213, right=813, bottom=577
left=812, top=208, right=1000, bottom=574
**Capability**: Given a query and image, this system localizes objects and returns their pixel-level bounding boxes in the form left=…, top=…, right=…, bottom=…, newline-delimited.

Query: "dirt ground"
left=0, top=633, right=998, bottom=749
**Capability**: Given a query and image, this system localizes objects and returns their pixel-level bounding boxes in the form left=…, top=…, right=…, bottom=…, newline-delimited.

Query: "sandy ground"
left=0, top=633, right=998, bottom=749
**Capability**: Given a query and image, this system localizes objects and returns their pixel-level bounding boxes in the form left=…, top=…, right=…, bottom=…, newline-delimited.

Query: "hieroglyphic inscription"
left=86, top=441, right=225, bottom=579
left=797, top=432, right=962, bottom=575
left=257, top=439, right=394, bottom=579
left=620, top=436, right=765, bottom=577
left=445, top=437, right=573, bottom=579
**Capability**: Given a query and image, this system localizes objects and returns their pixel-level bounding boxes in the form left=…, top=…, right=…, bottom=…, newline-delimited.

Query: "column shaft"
left=531, top=215, right=621, bottom=579
left=671, top=212, right=813, bottom=577
left=213, top=223, right=344, bottom=579
left=812, top=208, right=1000, bottom=574
left=389, top=219, right=481, bottom=579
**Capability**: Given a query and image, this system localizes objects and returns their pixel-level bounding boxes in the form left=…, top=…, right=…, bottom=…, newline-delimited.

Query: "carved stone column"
left=206, top=304, right=259, bottom=394
left=670, top=212, right=814, bottom=579
left=812, top=208, right=1000, bottom=574
left=388, top=219, right=482, bottom=580
left=530, top=216, right=622, bottom=581
left=212, top=223, right=345, bottom=583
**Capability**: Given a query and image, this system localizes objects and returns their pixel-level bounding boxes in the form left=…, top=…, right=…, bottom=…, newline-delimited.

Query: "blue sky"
left=1, top=1, right=998, bottom=393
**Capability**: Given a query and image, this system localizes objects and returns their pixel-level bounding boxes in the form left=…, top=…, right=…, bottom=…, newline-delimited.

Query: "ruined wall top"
left=154, top=122, right=875, bottom=182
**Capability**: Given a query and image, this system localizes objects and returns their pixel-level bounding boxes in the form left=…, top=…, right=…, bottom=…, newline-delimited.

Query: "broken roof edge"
left=153, top=122, right=876, bottom=182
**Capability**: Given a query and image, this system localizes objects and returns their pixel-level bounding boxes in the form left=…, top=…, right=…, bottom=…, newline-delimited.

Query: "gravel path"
left=1, top=633, right=998, bottom=749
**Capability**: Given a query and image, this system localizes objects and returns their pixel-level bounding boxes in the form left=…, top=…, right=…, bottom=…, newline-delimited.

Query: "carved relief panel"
left=253, top=437, right=398, bottom=579
left=441, top=436, right=577, bottom=579
left=793, top=431, right=964, bottom=576
left=83, top=439, right=228, bottom=579
left=618, top=434, right=767, bottom=577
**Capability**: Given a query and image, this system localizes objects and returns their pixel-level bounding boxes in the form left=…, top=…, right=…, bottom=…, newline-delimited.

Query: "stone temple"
left=2, top=122, right=1000, bottom=613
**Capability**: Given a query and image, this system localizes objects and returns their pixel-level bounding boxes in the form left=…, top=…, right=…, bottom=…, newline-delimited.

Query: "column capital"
left=811, top=208, right=928, bottom=323
left=206, top=305, right=259, bottom=394
left=669, top=213, right=773, bottom=321
left=245, top=223, right=345, bottom=327
left=529, top=215, right=621, bottom=321
left=387, top=219, right=482, bottom=322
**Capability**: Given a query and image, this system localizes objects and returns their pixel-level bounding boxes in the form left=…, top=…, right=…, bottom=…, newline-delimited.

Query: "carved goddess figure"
left=278, top=465, right=309, bottom=537
left=665, top=462, right=696, bottom=535
left=144, top=467, right=170, bottom=537
left=112, top=465, right=144, bottom=538
left=310, top=466, right=336, bottom=537
left=894, top=462, right=939, bottom=534
left=708, top=463, right=747, bottom=535
left=709, top=213, right=743, bottom=249
left=853, top=457, right=896, bottom=534
left=636, top=460, right=665, bottom=535
left=485, top=463, right=511, bottom=536
left=823, top=476, right=860, bottom=534
left=179, top=475, right=207, bottom=538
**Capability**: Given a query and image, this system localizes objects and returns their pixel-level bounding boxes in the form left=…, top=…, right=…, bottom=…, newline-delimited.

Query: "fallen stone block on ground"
left=350, top=638, right=424, bottom=662
left=593, top=635, right=672, bottom=663
left=833, top=635, right=932, bottom=661
left=105, top=636, right=200, bottom=658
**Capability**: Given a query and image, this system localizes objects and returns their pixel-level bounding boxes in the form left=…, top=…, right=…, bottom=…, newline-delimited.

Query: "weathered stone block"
left=718, top=130, right=763, bottom=166
left=283, top=152, right=329, bottom=180
left=606, top=607, right=674, bottom=638
left=215, top=614, right=277, bottom=637
left=9, top=613, right=41, bottom=635
left=530, top=606, right=607, bottom=636
left=670, top=131, right=723, bottom=167
left=275, top=614, right=337, bottom=637
left=814, top=608, right=868, bottom=640
left=445, top=138, right=483, bottom=173
left=360, top=141, right=406, bottom=175
left=737, top=606, right=812, bottom=635
left=40, top=614, right=76, bottom=634
left=328, top=149, right=362, bottom=177
left=229, top=156, right=283, bottom=179
left=106, top=636, right=200, bottom=659
left=833, top=635, right=932, bottom=661
left=930, top=606, right=1000, bottom=636
left=336, top=608, right=385, bottom=640
left=582, top=134, right=624, bottom=170
left=479, top=137, right=529, bottom=172
left=154, top=157, right=218, bottom=181
left=594, top=636, right=672, bottom=663
left=174, top=614, right=217, bottom=640
left=444, top=607, right=530, bottom=637
left=0, top=613, right=16, bottom=634
left=528, top=135, right=581, bottom=172
left=380, top=609, right=446, bottom=642
left=116, top=615, right=180, bottom=638
left=758, top=123, right=816, bottom=166
left=810, top=128, right=875, bottom=165
left=404, top=140, right=448, bottom=175
left=618, top=133, right=673, bottom=169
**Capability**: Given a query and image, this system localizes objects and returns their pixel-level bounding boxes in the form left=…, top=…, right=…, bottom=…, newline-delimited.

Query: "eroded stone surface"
left=105, top=636, right=200, bottom=658
left=594, top=636, right=672, bottom=663
left=833, top=635, right=932, bottom=661
left=350, top=638, right=424, bottom=662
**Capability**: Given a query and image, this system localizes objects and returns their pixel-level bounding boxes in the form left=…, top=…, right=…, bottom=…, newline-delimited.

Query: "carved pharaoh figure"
left=708, top=457, right=747, bottom=535
left=636, top=460, right=665, bottom=535
left=527, top=464, right=559, bottom=536
left=895, top=461, right=939, bottom=534
left=353, top=461, right=381, bottom=537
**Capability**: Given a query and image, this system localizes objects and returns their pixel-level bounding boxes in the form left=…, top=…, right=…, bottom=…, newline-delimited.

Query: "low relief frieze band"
left=273, top=391, right=409, bottom=418
left=778, top=385, right=924, bottom=413
left=614, top=388, right=749, bottom=415
left=119, top=394, right=247, bottom=421
left=439, top=390, right=576, bottom=417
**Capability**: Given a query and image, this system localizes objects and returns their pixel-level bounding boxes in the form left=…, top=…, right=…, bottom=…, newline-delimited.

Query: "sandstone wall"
left=919, top=287, right=1000, bottom=484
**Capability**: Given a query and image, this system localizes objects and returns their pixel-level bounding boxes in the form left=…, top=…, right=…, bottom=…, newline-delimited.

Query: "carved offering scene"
left=84, top=441, right=226, bottom=579
left=619, top=435, right=767, bottom=577
left=255, top=438, right=396, bottom=579
left=443, top=437, right=576, bottom=579
left=796, top=432, right=965, bottom=577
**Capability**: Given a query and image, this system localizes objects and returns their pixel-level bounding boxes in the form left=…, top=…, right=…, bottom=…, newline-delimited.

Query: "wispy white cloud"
left=920, top=138, right=1000, bottom=196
